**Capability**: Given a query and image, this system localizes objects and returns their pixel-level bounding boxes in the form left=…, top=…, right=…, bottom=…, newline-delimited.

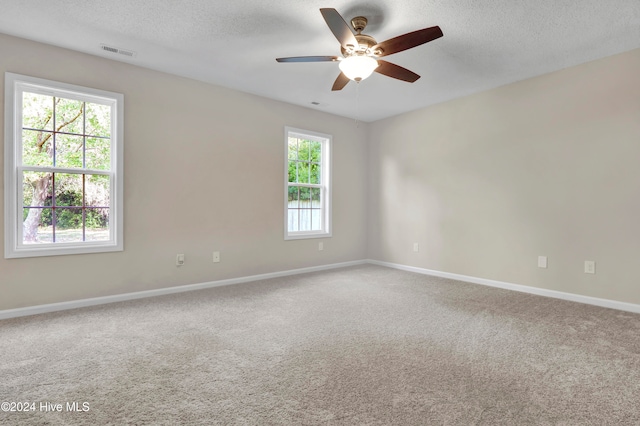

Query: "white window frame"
left=4, top=72, right=124, bottom=258
left=284, top=126, right=332, bottom=240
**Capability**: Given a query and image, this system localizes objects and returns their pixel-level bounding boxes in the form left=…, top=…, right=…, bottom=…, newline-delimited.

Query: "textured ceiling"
left=1, top=1, right=639, bottom=121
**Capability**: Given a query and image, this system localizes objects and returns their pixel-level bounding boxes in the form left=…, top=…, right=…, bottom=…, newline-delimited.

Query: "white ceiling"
left=1, top=1, right=639, bottom=122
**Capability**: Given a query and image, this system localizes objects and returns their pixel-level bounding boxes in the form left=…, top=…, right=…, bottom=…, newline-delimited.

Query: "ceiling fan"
left=276, top=8, right=443, bottom=91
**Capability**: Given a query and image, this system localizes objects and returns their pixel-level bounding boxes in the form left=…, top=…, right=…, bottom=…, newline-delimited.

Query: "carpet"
left=1, top=264, right=639, bottom=425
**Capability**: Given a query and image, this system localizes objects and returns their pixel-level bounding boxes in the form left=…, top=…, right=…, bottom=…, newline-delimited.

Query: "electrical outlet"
left=538, top=256, right=548, bottom=268
left=584, top=260, right=595, bottom=274
left=318, top=242, right=324, bottom=251
left=176, top=254, right=184, bottom=266
left=213, top=251, right=220, bottom=263
left=413, top=243, right=419, bottom=252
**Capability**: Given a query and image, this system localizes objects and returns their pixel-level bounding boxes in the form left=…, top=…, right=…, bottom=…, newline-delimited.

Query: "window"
left=4, top=73, right=123, bottom=258
left=285, top=127, right=331, bottom=240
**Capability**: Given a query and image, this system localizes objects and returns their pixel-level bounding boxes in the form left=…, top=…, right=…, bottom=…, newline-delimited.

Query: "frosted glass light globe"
left=339, top=56, right=379, bottom=82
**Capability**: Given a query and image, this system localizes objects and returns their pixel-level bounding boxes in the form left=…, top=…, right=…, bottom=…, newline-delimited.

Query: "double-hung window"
left=285, top=127, right=331, bottom=240
left=4, top=73, right=123, bottom=258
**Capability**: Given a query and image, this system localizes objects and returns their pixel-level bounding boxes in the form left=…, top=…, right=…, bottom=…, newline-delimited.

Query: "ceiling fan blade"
left=373, top=26, right=443, bottom=57
left=276, top=56, right=339, bottom=63
left=332, top=72, right=350, bottom=91
left=320, top=8, right=358, bottom=49
left=375, top=60, right=421, bottom=82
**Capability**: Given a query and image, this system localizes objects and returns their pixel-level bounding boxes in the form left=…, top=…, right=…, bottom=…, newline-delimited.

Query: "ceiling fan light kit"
left=276, top=8, right=443, bottom=91
left=338, top=55, right=379, bottom=82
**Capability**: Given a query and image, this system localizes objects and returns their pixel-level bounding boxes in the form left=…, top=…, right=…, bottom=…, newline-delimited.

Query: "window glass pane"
left=22, top=92, right=53, bottom=131
left=55, top=97, right=84, bottom=135
left=21, top=172, right=53, bottom=241
left=56, top=134, right=84, bottom=168
left=23, top=172, right=53, bottom=207
left=299, top=209, right=312, bottom=231
left=310, top=141, right=321, bottom=163
left=311, top=188, right=321, bottom=208
left=298, top=162, right=310, bottom=184
left=86, top=208, right=109, bottom=241
left=311, top=209, right=322, bottom=231
left=85, top=103, right=110, bottom=137
left=54, top=173, right=83, bottom=207
left=299, top=187, right=311, bottom=207
left=288, top=186, right=299, bottom=208
left=288, top=208, right=299, bottom=232
left=310, top=163, right=321, bottom=185
left=22, top=130, right=53, bottom=167
left=288, top=160, right=297, bottom=183
left=86, top=137, right=111, bottom=170
left=288, top=137, right=298, bottom=160
left=54, top=208, right=83, bottom=243
left=22, top=208, right=52, bottom=244
left=298, top=140, right=311, bottom=162
left=86, top=174, right=110, bottom=208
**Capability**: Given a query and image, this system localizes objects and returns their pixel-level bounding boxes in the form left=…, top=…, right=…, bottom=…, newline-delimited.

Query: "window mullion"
left=82, top=173, right=86, bottom=242
left=52, top=96, right=57, bottom=167
left=288, top=183, right=322, bottom=189
left=52, top=172, right=56, bottom=243
left=20, top=165, right=111, bottom=175
left=82, top=101, right=86, bottom=169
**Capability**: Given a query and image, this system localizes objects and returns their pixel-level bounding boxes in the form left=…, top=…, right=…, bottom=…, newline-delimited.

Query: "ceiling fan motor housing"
left=339, top=16, right=383, bottom=57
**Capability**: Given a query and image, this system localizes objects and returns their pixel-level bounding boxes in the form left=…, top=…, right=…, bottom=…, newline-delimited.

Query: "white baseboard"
left=4, top=259, right=638, bottom=320
left=367, top=259, right=640, bottom=314
left=0, top=260, right=367, bottom=320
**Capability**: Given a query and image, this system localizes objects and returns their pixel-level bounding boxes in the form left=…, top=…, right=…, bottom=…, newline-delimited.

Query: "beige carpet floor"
left=1, top=264, right=639, bottom=425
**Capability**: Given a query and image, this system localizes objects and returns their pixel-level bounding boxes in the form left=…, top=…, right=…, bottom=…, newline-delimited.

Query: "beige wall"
left=368, top=48, right=640, bottom=304
left=0, top=33, right=368, bottom=310
left=2, top=32, right=639, bottom=311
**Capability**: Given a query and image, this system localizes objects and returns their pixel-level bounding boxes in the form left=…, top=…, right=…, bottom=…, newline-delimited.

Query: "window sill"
left=5, top=242, right=123, bottom=258
left=285, top=231, right=331, bottom=241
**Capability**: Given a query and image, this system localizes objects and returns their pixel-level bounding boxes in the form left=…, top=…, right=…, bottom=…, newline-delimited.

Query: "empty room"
left=1, top=1, right=639, bottom=424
